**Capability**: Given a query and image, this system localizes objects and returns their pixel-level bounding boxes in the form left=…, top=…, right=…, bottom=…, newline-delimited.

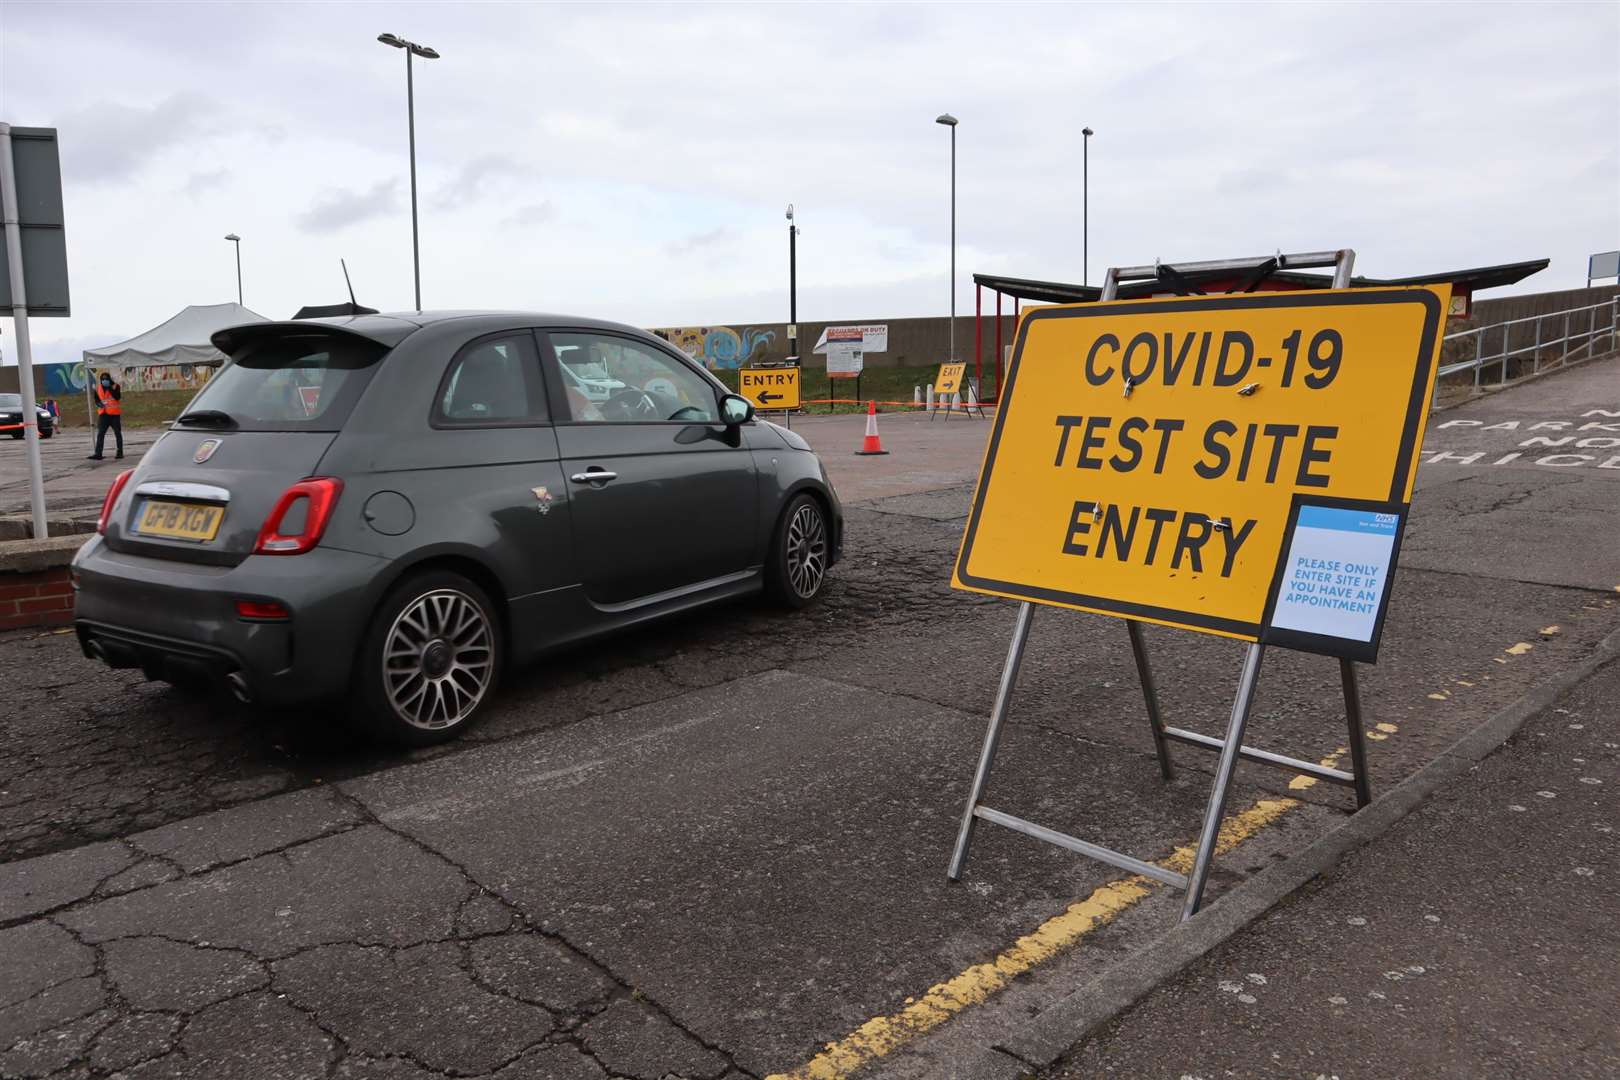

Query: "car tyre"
left=354, top=570, right=502, bottom=746
left=765, top=493, right=830, bottom=608
left=40, top=427, right=52, bottom=439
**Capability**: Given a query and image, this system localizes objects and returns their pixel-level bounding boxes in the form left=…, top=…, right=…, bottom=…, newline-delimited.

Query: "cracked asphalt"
left=2, top=362, right=1618, bottom=1079
left=1047, top=643, right=1620, bottom=1080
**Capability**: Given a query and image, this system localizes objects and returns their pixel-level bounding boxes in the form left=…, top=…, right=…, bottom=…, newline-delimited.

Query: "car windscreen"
left=0, top=394, right=20, bottom=409
left=181, top=331, right=388, bottom=432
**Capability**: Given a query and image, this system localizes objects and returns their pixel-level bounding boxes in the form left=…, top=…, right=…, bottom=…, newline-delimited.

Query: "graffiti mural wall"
left=3, top=362, right=216, bottom=398
left=119, top=364, right=215, bottom=392
left=650, top=325, right=776, bottom=369
left=0, top=362, right=88, bottom=397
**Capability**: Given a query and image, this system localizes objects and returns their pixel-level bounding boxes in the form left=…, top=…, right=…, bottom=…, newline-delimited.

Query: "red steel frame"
left=971, top=282, right=1011, bottom=403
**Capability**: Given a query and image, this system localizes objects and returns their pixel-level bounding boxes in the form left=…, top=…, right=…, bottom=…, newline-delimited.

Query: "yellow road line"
left=765, top=797, right=1296, bottom=1080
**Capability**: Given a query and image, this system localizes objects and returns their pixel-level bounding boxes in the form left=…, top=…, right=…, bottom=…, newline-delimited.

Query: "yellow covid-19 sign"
left=952, top=287, right=1449, bottom=641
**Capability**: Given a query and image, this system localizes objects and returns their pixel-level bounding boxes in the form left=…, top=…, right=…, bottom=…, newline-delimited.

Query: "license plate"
left=135, top=500, right=224, bottom=542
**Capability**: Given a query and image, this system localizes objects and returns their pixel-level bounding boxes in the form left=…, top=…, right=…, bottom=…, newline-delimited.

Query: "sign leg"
left=949, top=601, right=1037, bottom=881
left=1126, top=620, right=1175, bottom=780
left=1180, top=642, right=1266, bottom=920
left=1340, top=658, right=1373, bottom=809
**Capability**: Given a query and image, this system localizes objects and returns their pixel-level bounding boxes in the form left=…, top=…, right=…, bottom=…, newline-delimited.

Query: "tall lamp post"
left=1082, top=126, right=1094, bottom=287
left=786, top=204, right=799, bottom=362
left=223, top=234, right=242, bottom=305
left=936, top=113, right=958, bottom=361
left=377, top=32, right=440, bottom=311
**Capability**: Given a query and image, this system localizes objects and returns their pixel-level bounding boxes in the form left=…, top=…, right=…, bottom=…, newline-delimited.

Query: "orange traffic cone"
left=855, top=399, right=889, bottom=456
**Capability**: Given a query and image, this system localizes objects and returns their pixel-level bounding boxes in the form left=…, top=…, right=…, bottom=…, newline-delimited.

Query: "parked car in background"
left=73, top=311, right=842, bottom=744
left=0, top=393, right=55, bottom=439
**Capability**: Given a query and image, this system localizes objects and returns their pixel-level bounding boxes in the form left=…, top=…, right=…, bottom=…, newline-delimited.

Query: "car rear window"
left=184, top=331, right=387, bottom=432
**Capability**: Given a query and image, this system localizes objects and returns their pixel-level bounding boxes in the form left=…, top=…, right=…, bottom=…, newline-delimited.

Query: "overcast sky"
left=3, top=0, right=1617, bottom=365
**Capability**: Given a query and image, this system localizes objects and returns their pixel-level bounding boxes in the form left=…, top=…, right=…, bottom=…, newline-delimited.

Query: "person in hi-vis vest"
left=89, top=371, right=124, bottom=461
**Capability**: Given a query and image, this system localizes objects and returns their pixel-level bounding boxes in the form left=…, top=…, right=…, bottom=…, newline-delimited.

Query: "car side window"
left=549, top=332, right=719, bottom=424
left=435, top=333, right=545, bottom=426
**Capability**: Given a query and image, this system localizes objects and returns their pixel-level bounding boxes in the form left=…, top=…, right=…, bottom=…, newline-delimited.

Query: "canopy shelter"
left=82, top=302, right=267, bottom=373
left=970, top=258, right=1548, bottom=400
left=79, top=302, right=267, bottom=424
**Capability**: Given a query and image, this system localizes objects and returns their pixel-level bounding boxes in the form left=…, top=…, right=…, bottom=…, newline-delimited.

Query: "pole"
left=948, top=123, right=956, bottom=361
left=233, top=240, right=242, bottom=306
left=995, top=289, right=1002, bottom=401
left=974, top=284, right=982, bottom=388
left=1082, top=133, right=1088, bottom=287
left=1340, top=658, right=1372, bottom=809
left=949, top=600, right=1036, bottom=880
left=0, top=124, right=49, bottom=540
left=788, top=219, right=797, bottom=360
left=1181, top=642, right=1266, bottom=919
left=406, top=48, right=421, bottom=312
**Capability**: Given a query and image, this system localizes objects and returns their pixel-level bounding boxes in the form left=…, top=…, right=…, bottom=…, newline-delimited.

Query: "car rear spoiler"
left=211, top=317, right=420, bottom=356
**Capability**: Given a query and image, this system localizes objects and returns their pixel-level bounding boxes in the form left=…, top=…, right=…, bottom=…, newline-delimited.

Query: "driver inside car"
left=565, top=384, right=605, bottom=421
left=557, top=339, right=713, bottom=423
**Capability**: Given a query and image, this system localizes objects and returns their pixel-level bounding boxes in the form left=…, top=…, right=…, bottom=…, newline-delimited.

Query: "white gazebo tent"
left=81, top=302, right=266, bottom=424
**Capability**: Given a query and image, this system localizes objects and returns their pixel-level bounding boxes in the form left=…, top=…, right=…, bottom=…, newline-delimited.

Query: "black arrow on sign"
left=755, top=390, right=783, bottom=405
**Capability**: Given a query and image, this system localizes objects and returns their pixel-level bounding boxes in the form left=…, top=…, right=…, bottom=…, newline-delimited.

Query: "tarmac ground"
left=0, top=358, right=1616, bottom=1078
left=1049, top=648, right=1620, bottom=1080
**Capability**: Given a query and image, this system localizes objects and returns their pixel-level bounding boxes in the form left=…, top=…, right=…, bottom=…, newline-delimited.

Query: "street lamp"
left=936, top=113, right=958, bottom=361
left=377, top=32, right=440, bottom=312
left=1082, top=126, right=1094, bottom=287
left=785, top=205, right=799, bottom=362
left=223, top=233, right=242, bottom=305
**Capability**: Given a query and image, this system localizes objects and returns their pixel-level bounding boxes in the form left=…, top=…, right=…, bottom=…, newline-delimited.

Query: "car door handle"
left=570, top=470, right=618, bottom=485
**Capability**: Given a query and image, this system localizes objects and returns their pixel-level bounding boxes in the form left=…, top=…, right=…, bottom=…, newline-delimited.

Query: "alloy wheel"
left=382, top=589, right=494, bottom=730
left=785, top=503, right=828, bottom=599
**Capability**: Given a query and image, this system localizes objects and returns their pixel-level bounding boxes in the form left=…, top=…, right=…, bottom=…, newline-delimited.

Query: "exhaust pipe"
left=226, top=671, right=253, bottom=705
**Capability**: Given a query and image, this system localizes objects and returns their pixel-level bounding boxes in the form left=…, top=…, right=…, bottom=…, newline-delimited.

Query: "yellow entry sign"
left=739, top=367, right=801, bottom=410
left=952, top=287, right=1449, bottom=641
left=936, top=362, right=966, bottom=396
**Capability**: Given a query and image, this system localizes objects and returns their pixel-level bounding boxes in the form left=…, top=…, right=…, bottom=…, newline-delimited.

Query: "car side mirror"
left=720, top=394, right=755, bottom=426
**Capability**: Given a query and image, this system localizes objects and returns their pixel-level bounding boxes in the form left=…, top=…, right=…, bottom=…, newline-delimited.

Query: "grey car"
left=73, top=312, right=841, bottom=744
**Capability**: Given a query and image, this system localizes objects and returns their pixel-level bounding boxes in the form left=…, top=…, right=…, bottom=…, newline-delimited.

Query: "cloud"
left=2, top=334, right=127, bottom=368
left=183, top=169, right=229, bottom=197
left=501, top=201, right=556, bottom=227
left=56, top=93, right=216, bottom=184
left=667, top=227, right=732, bottom=256
left=295, top=179, right=401, bottom=233
left=7, top=0, right=1616, bottom=350
left=431, top=154, right=529, bottom=210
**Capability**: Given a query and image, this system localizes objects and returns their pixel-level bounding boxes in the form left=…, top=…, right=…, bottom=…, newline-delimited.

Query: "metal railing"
left=1438, top=295, right=1620, bottom=386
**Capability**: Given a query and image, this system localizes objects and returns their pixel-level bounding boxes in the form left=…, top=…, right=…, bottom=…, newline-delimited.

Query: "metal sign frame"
left=948, top=249, right=1382, bottom=920
left=931, top=366, right=987, bottom=423
left=0, top=123, right=66, bottom=541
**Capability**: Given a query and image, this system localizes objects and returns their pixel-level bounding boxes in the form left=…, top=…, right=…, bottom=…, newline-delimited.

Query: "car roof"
left=212, top=311, right=666, bottom=354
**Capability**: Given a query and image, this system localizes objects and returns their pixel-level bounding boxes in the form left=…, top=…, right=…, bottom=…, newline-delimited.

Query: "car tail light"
left=97, top=469, right=135, bottom=535
left=254, top=478, right=343, bottom=555
left=235, top=599, right=290, bottom=621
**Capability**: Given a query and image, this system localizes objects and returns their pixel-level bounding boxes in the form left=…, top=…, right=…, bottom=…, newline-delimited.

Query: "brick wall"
left=0, top=567, right=74, bottom=630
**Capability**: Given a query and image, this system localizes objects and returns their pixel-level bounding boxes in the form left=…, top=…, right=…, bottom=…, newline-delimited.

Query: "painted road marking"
left=770, top=621, right=1579, bottom=1078
left=764, top=797, right=1296, bottom=1080
left=1421, top=410, right=1620, bottom=470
